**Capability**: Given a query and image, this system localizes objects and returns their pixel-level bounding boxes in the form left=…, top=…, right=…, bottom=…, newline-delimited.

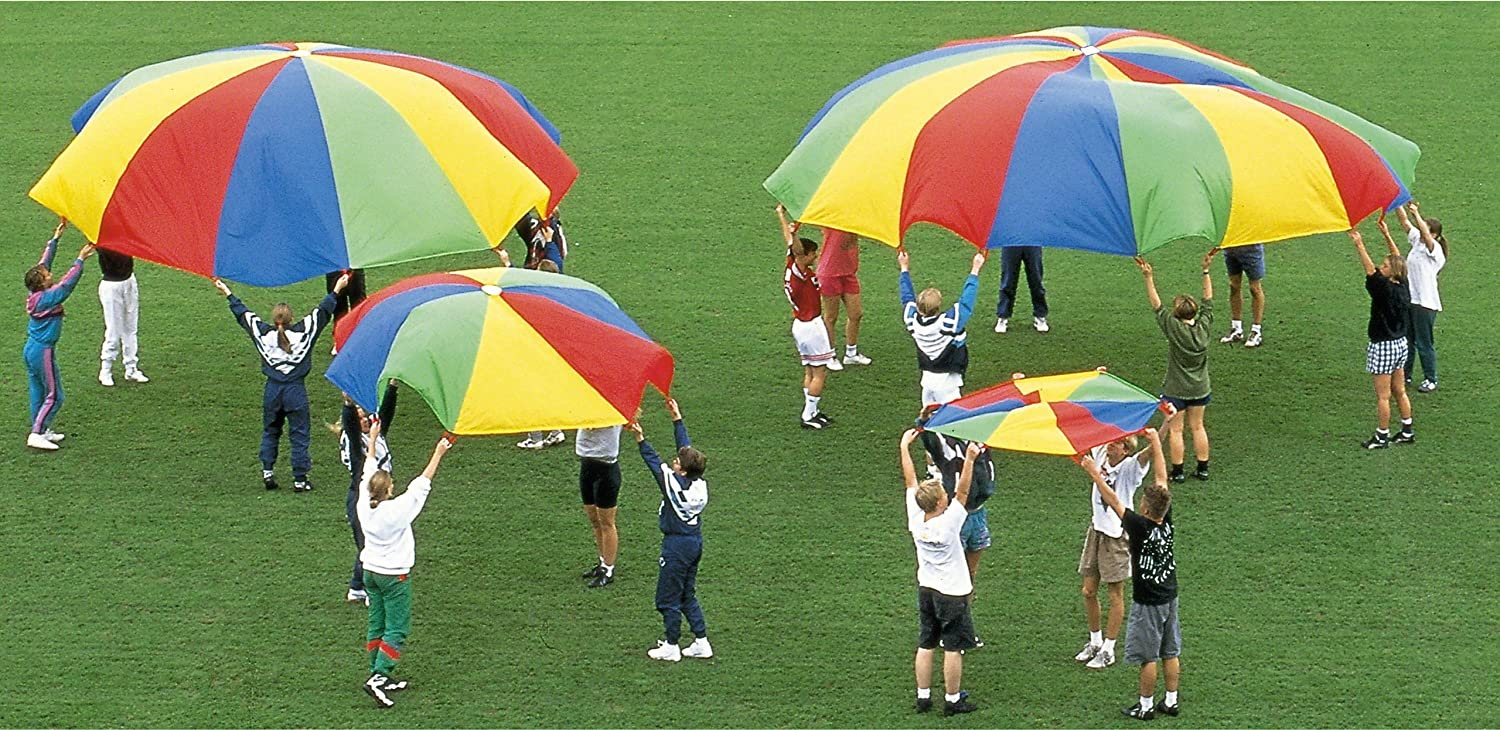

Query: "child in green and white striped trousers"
left=356, top=418, right=455, bottom=708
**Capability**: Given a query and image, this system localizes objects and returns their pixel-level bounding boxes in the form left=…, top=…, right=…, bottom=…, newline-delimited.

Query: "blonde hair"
left=914, top=480, right=945, bottom=513
left=917, top=288, right=943, bottom=317
left=271, top=303, right=295, bottom=352
left=367, top=470, right=394, bottom=508
left=1171, top=294, right=1198, bottom=321
left=1114, top=434, right=1140, bottom=453
left=1382, top=254, right=1407, bottom=284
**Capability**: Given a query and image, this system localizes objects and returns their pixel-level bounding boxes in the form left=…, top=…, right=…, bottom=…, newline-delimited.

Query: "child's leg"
left=1372, top=374, right=1392, bottom=431
left=914, top=648, right=934, bottom=692
left=1165, top=409, right=1186, bottom=468
left=1163, top=656, right=1180, bottom=692
left=681, top=543, right=707, bottom=638
left=261, top=387, right=285, bottom=472
left=1082, top=574, right=1102, bottom=633
left=820, top=295, right=841, bottom=344
left=288, top=407, right=313, bottom=481
left=808, top=365, right=826, bottom=397
left=1187, top=405, right=1209, bottom=462
left=942, top=650, right=964, bottom=696
left=376, top=574, right=411, bottom=676
left=347, top=487, right=365, bottom=591
left=1138, top=659, right=1158, bottom=699
left=25, top=343, right=46, bottom=432
left=1106, top=581, right=1126, bottom=642
left=32, top=346, right=64, bottom=433
left=655, top=542, right=686, bottom=643
left=365, top=573, right=387, bottom=673
left=1391, top=371, right=1412, bottom=422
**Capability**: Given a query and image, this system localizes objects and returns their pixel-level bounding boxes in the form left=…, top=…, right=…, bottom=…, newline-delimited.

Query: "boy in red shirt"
left=777, top=206, right=833, bottom=429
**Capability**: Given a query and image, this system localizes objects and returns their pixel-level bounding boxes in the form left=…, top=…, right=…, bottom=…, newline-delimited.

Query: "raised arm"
left=628, top=421, right=671, bottom=494
left=1134, top=427, right=1167, bottom=486
left=420, top=433, right=455, bottom=480
left=1395, top=203, right=1415, bottom=234
left=1409, top=202, right=1440, bottom=254
left=899, top=429, right=920, bottom=489
left=1200, top=249, right=1218, bottom=301
left=665, top=397, right=690, bottom=449
left=1136, top=258, right=1162, bottom=310
left=1376, top=214, right=1402, bottom=257
left=377, top=380, right=400, bottom=430
left=1349, top=229, right=1377, bottom=276
left=953, top=252, right=985, bottom=330
left=341, top=394, right=364, bottom=469
left=1080, top=456, right=1127, bottom=520
left=39, top=219, right=65, bottom=268
left=32, top=243, right=94, bottom=310
left=954, top=442, right=982, bottom=508
left=774, top=204, right=799, bottom=248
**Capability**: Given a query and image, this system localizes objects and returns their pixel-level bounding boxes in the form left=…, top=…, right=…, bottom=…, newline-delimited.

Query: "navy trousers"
left=346, top=482, right=365, bottom=590
left=1405, top=305, right=1437, bottom=383
left=656, top=534, right=707, bottom=643
left=995, top=246, right=1048, bottom=319
left=261, top=380, right=312, bottom=479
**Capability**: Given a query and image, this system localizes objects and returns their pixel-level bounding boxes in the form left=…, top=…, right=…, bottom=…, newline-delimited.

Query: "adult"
left=1348, top=229, right=1413, bottom=448
left=578, top=424, right=624, bottom=588
left=1217, top=244, right=1265, bottom=348
left=818, top=227, right=870, bottom=366
left=24, top=219, right=94, bottom=451
left=1136, top=252, right=1215, bottom=482
left=1390, top=203, right=1447, bottom=393
left=899, top=429, right=980, bottom=717
left=993, top=245, right=1049, bottom=334
left=97, top=248, right=149, bottom=386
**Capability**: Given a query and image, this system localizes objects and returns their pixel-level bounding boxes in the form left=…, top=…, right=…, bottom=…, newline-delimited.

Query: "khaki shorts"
left=1078, top=526, right=1132, bottom=584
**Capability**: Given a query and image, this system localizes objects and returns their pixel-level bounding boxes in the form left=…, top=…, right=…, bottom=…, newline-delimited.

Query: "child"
left=818, top=227, right=871, bottom=366
left=1348, top=229, right=1413, bottom=448
left=900, top=429, right=983, bottom=716
left=24, top=219, right=95, bottom=450
left=1075, top=428, right=1165, bottom=671
left=517, top=258, right=567, bottom=450
left=1079, top=435, right=1179, bottom=721
left=898, top=248, right=986, bottom=407
left=916, top=406, right=996, bottom=646
left=1136, top=251, right=1216, bottom=481
left=215, top=273, right=347, bottom=491
left=628, top=397, right=711, bottom=662
left=1217, top=244, right=1267, bottom=348
left=1387, top=202, right=1447, bottom=393
left=358, top=418, right=455, bottom=708
left=337, top=381, right=399, bottom=604
left=777, top=205, right=835, bottom=429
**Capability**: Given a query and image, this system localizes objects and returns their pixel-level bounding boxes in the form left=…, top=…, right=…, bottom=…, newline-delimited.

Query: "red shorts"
left=818, top=274, right=860, bottom=297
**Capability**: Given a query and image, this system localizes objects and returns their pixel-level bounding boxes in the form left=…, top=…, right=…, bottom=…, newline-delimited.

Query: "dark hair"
left=677, top=446, right=707, bottom=479
left=795, top=236, right=818, bottom=256
left=1142, top=482, right=1172, bottom=518
left=24, top=265, right=48, bottom=292
left=1425, top=217, right=1449, bottom=258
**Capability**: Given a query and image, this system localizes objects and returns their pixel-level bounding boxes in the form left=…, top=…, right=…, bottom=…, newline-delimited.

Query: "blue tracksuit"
left=340, top=384, right=398, bottom=591
left=24, top=236, right=84, bottom=434
left=227, top=292, right=337, bottom=480
left=639, top=420, right=708, bottom=643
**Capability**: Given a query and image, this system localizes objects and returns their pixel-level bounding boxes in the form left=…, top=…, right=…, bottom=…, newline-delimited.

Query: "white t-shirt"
left=575, top=425, right=622, bottom=462
left=356, top=460, right=431, bottom=575
left=1405, top=228, right=1445, bottom=311
left=906, top=490, right=973, bottom=597
left=1088, top=444, right=1148, bottom=539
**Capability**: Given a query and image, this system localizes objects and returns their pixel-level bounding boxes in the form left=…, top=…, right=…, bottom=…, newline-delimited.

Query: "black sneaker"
left=1362, top=434, right=1390, bottom=450
left=915, top=697, right=933, bottom=714
left=293, top=480, right=312, bottom=493
left=263, top=475, right=279, bottom=491
left=587, top=572, right=614, bottom=588
left=582, top=564, right=605, bottom=579
left=1168, top=470, right=1185, bottom=484
left=814, top=411, right=833, bottom=424
left=1193, top=465, right=1209, bottom=481
left=971, top=635, right=985, bottom=649
left=364, top=673, right=395, bottom=708
left=1393, top=430, right=1415, bottom=445
left=1122, top=702, right=1155, bottom=721
left=800, top=416, right=826, bottom=430
left=943, top=698, right=978, bottom=716
left=1158, top=703, right=1179, bottom=717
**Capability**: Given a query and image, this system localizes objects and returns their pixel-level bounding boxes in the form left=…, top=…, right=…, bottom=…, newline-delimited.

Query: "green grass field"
left=3, top=2, right=1497, bottom=727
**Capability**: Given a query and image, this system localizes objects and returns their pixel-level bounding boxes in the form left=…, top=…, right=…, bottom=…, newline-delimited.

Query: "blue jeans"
left=1405, top=305, right=1437, bottom=383
left=995, top=246, right=1048, bottom=319
left=656, top=534, right=707, bottom=643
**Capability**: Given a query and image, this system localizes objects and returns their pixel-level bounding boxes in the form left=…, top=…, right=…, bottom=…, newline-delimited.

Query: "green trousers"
left=364, top=570, right=411, bottom=676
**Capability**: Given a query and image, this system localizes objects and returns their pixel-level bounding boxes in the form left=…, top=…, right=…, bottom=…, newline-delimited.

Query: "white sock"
left=802, top=394, right=820, bottom=420
left=945, top=692, right=961, bottom=704
left=916, top=688, right=931, bottom=700
left=1401, top=418, right=1413, bottom=428
left=846, top=344, right=858, bottom=356
left=1089, top=630, right=1102, bottom=646
left=602, top=562, right=614, bottom=577
left=1139, top=695, right=1154, bottom=711
left=1230, top=319, right=1243, bottom=331
left=1102, top=638, right=1116, bottom=654
left=1251, top=323, right=1261, bottom=334
left=1165, top=690, right=1178, bottom=706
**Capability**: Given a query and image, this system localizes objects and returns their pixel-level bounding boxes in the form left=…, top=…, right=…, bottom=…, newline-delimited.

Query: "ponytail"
left=368, top=470, right=394, bottom=508
left=276, top=324, right=291, bottom=353
left=270, top=303, right=295, bottom=353
left=1425, top=217, right=1449, bottom=259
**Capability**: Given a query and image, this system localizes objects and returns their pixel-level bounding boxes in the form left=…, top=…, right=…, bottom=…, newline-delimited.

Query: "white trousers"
left=98, top=275, right=140, bottom=370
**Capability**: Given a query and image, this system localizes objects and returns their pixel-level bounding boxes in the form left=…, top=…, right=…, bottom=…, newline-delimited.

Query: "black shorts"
left=917, top=587, right=976, bottom=651
left=579, top=458, right=622, bottom=509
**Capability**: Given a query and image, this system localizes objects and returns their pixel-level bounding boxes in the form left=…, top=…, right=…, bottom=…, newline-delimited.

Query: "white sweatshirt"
left=356, top=459, right=431, bottom=575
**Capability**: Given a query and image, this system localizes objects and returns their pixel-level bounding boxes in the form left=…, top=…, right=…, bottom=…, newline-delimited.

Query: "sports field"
left=3, top=2, right=1497, bottom=727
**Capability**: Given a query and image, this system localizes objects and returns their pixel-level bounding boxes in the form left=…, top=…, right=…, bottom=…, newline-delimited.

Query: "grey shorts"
left=1125, top=597, right=1181, bottom=664
left=917, top=587, right=977, bottom=652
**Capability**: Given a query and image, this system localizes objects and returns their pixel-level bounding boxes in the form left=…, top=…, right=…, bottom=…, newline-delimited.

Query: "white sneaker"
left=42, top=429, right=65, bottom=443
left=1033, top=317, right=1050, bottom=333
left=994, top=318, right=1008, bottom=334
left=1243, top=331, right=1262, bottom=348
left=364, top=673, right=395, bottom=708
left=1074, top=642, right=1101, bottom=663
left=825, top=358, right=844, bottom=371
left=1219, top=328, right=1244, bottom=344
left=842, top=352, right=872, bottom=366
left=683, top=637, right=714, bottom=659
left=346, top=588, right=368, bottom=605
left=99, top=368, right=114, bottom=387
left=517, top=437, right=545, bottom=450
left=124, top=369, right=150, bottom=383
left=1086, top=647, right=1115, bottom=669
left=26, top=433, right=59, bottom=451
left=542, top=430, right=566, bottom=447
left=647, top=640, right=682, bottom=662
